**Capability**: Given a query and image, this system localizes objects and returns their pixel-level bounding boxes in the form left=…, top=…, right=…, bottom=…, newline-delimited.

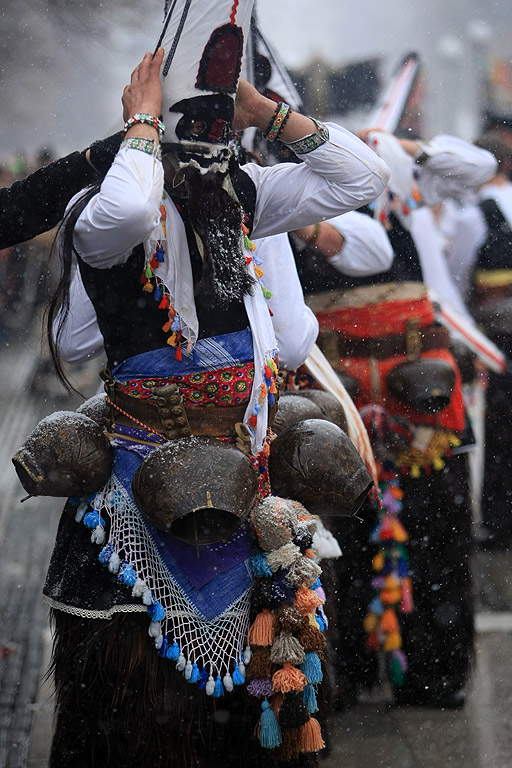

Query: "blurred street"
left=0, top=333, right=511, bottom=768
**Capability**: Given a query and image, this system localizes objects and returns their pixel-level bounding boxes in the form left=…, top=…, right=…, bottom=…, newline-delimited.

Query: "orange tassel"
left=242, top=223, right=249, bottom=235
left=269, top=380, right=277, bottom=395
left=174, top=345, right=182, bottom=361
left=299, top=717, right=325, bottom=753
left=143, top=280, right=154, bottom=293
left=294, top=586, right=322, bottom=615
left=248, top=609, right=275, bottom=647
left=272, top=662, right=307, bottom=693
left=380, top=608, right=399, bottom=634
left=363, top=613, right=378, bottom=634
left=384, top=631, right=402, bottom=652
left=304, top=549, right=316, bottom=560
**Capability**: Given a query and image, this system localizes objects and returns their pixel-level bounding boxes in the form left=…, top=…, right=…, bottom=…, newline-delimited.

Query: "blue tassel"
left=154, top=285, right=162, bottom=302
left=156, top=246, right=165, bottom=262
left=259, top=700, right=282, bottom=749
left=232, top=665, right=245, bottom=686
left=149, top=602, right=166, bottom=622
left=302, top=684, right=319, bottom=714
left=315, top=613, right=327, bottom=632
left=171, top=314, right=181, bottom=332
left=253, top=402, right=262, bottom=415
left=118, top=562, right=137, bottom=586
left=398, top=557, right=409, bottom=578
left=83, top=511, right=104, bottom=529
left=310, top=577, right=322, bottom=590
left=382, top=557, right=393, bottom=575
left=212, top=675, right=224, bottom=698
left=189, top=663, right=200, bottom=684
left=166, top=641, right=180, bottom=661
left=198, top=668, right=208, bottom=689
left=267, top=393, right=275, bottom=405
left=369, top=597, right=384, bottom=615
left=98, top=543, right=114, bottom=564
left=251, top=552, right=272, bottom=578
left=300, top=652, right=323, bottom=684
left=158, top=636, right=168, bottom=657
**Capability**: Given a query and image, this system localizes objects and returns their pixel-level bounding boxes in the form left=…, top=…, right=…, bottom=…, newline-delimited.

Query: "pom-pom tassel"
left=300, top=652, right=323, bottom=685
left=266, top=542, right=302, bottom=572
left=223, top=672, right=234, bottom=692
left=297, top=624, right=326, bottom=654
left=278, top=692, right=310, bottom=729
left=205, top=674, right=215, bottom=696
left=294, top=586, right=323, bottom=615
left=246, top=647, right=272, bottom=679
left=299, top=717, right=325, bottom=753
left=259, top=701, right=282, bottom=749
left=270, top=633, right=306, bottom=666
left=248, top=609, right=275, bottom=647
left=272, top=662, right=307, bottom=694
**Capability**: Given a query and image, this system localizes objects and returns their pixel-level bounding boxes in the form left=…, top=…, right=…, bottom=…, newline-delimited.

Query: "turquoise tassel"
left=300, top=652, right=323, bottom=684
left=158, top=636, right=168, bottom=658
left=302, top=684, right=319, bottom=714
left=251, top=552, right=272, bottom=578
left=166, top=641, right=179, bottom=661
left=212, top=675, right=224, bottom=698
left=232, top=664, right=245, bottom=686
left=259, top=700, right=282, bottom=749
left=189, top=663, right=200, bottom=684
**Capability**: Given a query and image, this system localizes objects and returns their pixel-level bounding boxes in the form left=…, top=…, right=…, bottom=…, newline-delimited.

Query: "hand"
left=122, top=48, right=165, bottom=123
left=232, top=78, right=269, bottom=132
left=356, top=127, right=390, bottom=143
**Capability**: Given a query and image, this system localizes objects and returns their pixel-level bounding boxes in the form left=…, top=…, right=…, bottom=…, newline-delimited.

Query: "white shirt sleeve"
left=54, top=269, right=105, bottom=363
left=410, top=206, right=475, bottom=322
left=245, top=123, right=390, bottom=240
left=257, top=233, right=319, bottom=370
left=73, top=147, right=164, bottom=268
left=445, top=205, right=487, bottom=301
left=416, top=135, right=497, bottom=205
left=326, top=211, right=394, bottom=276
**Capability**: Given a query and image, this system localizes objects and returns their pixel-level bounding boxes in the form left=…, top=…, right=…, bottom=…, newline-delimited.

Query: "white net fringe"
left=95, top=474, right=252, bottom=677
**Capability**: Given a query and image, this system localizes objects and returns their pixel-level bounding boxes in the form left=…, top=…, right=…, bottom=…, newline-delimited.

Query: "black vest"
left=294, top=211, right=423, bottom=296
left=79, top=163, right=257, bottom=368
left=475, top=198, right=512, bottom=272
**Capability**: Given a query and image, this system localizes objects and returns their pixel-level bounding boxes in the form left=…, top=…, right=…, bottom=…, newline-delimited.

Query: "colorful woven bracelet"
left=284, top=120, right=329, bottom=155
left=262, top=102, right=292, bottom=143
left=123, top=113, right=165, bottom=141
left=120, top=137, right=162, bottom=161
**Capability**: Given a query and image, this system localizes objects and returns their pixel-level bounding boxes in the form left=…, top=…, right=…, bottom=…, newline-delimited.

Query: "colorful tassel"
left=300, top=652, right=323, bottom=685
left=166, top=641, right=180, bottom=661
left=212, top=674, right=224, bottom=698
left=232, top=664, right=245, bottom=685
left=302, top=684, right=318, bottom=714
left=299, top=717, right=325, bottom=753
left=270, top=633, right=306, bottom=666
left=248, top=609, right=275, bottom=647
left=272, top=662, right=307, bottom=694
left=259, top=700, right=282, bottom=749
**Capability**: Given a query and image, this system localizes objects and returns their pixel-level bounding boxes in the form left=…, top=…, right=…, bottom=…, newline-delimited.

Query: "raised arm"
left=73, top=49, right=166, bottom=268
left=232, top=80, right=390, bottom=239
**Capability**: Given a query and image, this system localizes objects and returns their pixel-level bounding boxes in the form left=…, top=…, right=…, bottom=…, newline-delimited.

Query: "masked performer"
left=23, top=3, right=389, bottom=765
left=447, top=133, right=512, bottom=547
left=294, top=129, right=495, bottom=709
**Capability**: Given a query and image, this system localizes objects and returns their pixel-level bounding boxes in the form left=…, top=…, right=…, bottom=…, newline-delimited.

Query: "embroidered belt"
left=319, top=322, right=451, bottom=363
left=110, top=384, right=248, bottom=440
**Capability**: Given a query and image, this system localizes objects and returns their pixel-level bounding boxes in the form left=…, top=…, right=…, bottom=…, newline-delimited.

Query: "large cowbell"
left=158, top=0, right=255, bottom=170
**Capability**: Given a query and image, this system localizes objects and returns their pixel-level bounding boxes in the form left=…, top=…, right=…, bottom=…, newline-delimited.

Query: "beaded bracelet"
left=120, top=137, right=162, bottom=161
left=123, top=113, right=165, bottom=141
left=262, top=102, right=293, bottom=143
left=284, top=120, right=329, bottom=155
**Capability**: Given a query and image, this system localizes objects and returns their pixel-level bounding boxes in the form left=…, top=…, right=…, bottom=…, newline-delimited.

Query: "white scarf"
left=144, top=194, right=278, bottom=455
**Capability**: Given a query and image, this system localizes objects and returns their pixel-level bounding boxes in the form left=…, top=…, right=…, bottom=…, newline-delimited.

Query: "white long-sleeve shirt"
left=73, top=124, right=389, bottom=269
left=446, top=181, right=512, bottom=301
left=324, top=210, right=394, bottom=277
left=57, top=233, right=319, bottom=370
